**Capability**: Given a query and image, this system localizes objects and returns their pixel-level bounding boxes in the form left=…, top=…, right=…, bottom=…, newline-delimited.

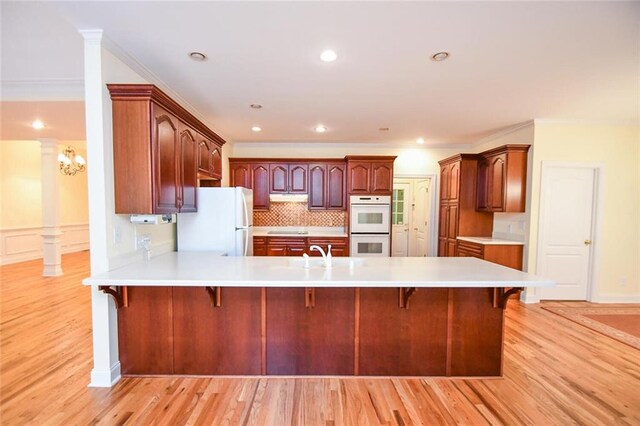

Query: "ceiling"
left=0, top=101, right=86, bottom=142
left=1, top=1, right=638, bottom=146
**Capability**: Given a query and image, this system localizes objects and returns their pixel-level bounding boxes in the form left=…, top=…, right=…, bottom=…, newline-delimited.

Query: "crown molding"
left=0, top=79, right=84, bottom=101
left=232, top=140, right=472, bottom=150
left=470, top=120, right=534, bottom=149
left=97, top=33, right=233, bottom=143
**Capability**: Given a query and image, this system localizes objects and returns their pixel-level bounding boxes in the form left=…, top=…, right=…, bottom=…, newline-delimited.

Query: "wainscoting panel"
left=0, top=224, right=89, bottom=265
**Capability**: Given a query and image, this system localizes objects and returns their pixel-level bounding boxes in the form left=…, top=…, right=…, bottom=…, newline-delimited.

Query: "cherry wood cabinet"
left=228, top=161, right=270, bottom=210
left=230, top=158, right=348, bottom=210
left=437, top=155, right=492, bottom=257
left=456, top=240, right=523, bottom=270
left=253, top=236, right=268, bottom=256
left=108, top=84, right=226, bottom=214
left=269, top=163, right=308, bottom=194
left=308, top=162, right=346, bottom=210
left=266, top=237, right=307, bottom=256
left=476, top=145, right=530, bottom=212
left=210, top=144, right=222, bottom=180
left=196, top=134, right=223, bottom=181
left=266, top=287, right=355, bottom=375
left=345, top=156, right=396, bottom=195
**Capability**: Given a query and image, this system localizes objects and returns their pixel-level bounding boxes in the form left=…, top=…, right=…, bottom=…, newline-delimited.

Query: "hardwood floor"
left=1, top=251, right=639, bottom=425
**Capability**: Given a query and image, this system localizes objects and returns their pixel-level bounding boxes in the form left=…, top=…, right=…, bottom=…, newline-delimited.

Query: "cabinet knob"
left=584, top=239, right=592, bottom=245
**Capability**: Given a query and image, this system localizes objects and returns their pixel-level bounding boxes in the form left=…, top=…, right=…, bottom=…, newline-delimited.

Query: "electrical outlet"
left=113, top=227, right=122, bottom=244
left=136, top=234, right=151, bottom=250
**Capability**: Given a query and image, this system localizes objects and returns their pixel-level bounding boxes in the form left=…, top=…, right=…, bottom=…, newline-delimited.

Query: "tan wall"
left=528, top=122, right=640, bottom=300
left=0, top=139, right=88, bottom=228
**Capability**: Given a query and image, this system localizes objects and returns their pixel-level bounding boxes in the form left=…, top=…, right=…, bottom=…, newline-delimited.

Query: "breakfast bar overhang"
left=84, top=253, right=553, bottom=379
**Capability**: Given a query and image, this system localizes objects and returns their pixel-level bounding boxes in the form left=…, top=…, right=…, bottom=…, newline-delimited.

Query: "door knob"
left=584, top=239, right=592, bottom=245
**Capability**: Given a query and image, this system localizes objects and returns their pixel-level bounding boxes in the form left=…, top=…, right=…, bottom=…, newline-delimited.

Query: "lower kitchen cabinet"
left=253, top=237, right=267, bottom=256
left=172, top=287, right=262, bottom=375
left=253, top=236, right=349, bottom=257
left=456, top=239, right=523, bottom=270
left=266, top=237, right=307, bottom=256
left=266, top=287, right=355, bottom=375
left=307, top=237, right=349, bottom=257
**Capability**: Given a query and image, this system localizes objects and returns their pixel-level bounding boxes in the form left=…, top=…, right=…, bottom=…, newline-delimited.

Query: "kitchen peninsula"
left=84, top=253, right=553, bottom=378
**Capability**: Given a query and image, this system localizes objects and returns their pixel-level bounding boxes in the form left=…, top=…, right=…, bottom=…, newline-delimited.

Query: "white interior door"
left=412, top=179, right=431, bottom=257
left=537, top=165, right=597, bottom=300
left=391, top=183, right=411, bottom=256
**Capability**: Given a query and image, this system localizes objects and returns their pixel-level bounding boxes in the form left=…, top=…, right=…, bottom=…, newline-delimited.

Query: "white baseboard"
left=0, top=224, right=89, bottom=265
left=590, top=294, right=640, bottom=303
left=89, top=362, right=121, bottom=388
left=521, top=288, right=541, bottom=304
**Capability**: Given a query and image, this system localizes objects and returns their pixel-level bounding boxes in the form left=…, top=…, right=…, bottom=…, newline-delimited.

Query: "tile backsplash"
left=254, top=202, right=346, bottom=227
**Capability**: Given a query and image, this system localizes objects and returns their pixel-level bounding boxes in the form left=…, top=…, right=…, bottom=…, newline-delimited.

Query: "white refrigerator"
left=177, top=187, right=253, bottom=256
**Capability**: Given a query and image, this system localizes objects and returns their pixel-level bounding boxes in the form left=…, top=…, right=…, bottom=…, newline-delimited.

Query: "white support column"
left=81, top=29, right=121, bottom=388
left=39, top=138, right=63, bottom=276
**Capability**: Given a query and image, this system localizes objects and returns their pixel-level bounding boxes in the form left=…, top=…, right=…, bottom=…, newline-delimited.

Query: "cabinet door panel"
left=308, top=164, right=327, bottom=209
left=210, top=143, right=222, bottom=180
left=230, top=163, right=251, bottom=188
left=449, top=162, right=460, bottom=202
left=197, top=138, right=211, bottom=176
left=252, top=164, right=270, bottom=210
left=371, top=162, right=393, bottom=194
left=266, top=288, right=355, bottom=375
left=327, top=163, right=346, bottom=209
left=287, top=246, right=307, bottom=256
left=476, top=158, right=489, bottom=211
left=118, top=286, right=173, bottom=374
left=447, top=204, right=458, bottom=240
left=438, top=204, right=448, bottom=239
left=489, top=155, right=506, bottom=211
left=153, top=106, right=180, bottom=213
left=270, top=163, right=288, bottom=193
left=289, top=164, right=308, bottom=193
left=440, top=165, right=450, bottom=201
left=180, top=126, right=197, bottom=212
left=267, top=245, right=286, bottom=256
left=348, top=162, right=370, bottom=194
left=173, top=287, right=261, bottom=375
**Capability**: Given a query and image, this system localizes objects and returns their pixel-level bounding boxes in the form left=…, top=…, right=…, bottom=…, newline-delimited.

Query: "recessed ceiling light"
left=431, top=52, right=449, bottom=62
left=416, top=138, right=426, bottom=145
left=315, top=125, right=327, bottom=133
left=250, top=104, right=263, bottom=109
left=188, top=51, right=207, bottom=62
left=31, top=120, right=45, bottom=130
left=320, top=50, right=337, bottom=62
left=379, top=127, right=390, bottom=132
left=252, top=126, right=262, bottom=132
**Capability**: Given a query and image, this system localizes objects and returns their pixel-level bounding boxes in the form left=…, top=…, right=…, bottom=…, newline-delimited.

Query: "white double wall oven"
left=349, top=195, right=391, bottom=257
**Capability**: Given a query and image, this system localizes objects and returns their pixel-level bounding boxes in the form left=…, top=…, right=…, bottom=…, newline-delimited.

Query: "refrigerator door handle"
left=244, top=228, right=249, bottom=256
left=240, top=189, right=250, bottom=229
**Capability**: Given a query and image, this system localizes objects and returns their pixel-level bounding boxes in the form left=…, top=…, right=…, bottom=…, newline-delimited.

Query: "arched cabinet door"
left=371, top=162, right=393, bottom=194
left=252, top=164, right=270, bottom=210
left=197, top=137, right=212, bottom=176
left=327, top=163, right=346, bottom=209
left=179, top=125, right=198, bottom=213
left=348, top=162, right=370, bottom=194
left=153, top=105, right=180, bottom=214
left=230, top=162, right=251, bottom=188
left=308, top=164, right=327, bottom=209
left=210, top=144, right=222, bottom=180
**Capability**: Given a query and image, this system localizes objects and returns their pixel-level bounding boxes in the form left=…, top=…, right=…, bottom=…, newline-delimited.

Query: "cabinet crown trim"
left=107, top=84, right=226, bottom=146
left=479, top=144, right=531, bottom=157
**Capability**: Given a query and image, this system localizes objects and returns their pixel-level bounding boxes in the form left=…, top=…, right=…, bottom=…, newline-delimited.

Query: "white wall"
left=527, top=122, right=640, bottom=301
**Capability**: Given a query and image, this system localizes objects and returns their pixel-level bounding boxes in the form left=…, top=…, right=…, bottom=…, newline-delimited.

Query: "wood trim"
left=260, top=287, right=267, bottom=375
left=107, top=84, right=226, bottom=146
left=354, top=288, right=360, bottom=375
left=445, top=288, right=453, bottom=376
left=479, top=144, right=531, bottom=157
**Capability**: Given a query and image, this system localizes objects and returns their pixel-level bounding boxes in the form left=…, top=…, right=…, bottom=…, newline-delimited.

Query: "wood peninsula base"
left=116, top=286, right=514, bottom=377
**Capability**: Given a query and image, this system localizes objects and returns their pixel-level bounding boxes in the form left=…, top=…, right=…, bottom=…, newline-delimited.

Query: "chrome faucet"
left=309, top=245, right=332, bottom=269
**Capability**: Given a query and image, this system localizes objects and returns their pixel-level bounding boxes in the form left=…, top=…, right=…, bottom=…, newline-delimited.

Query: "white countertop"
left=253, top=226, right=348, bottom=238
left=457, top=236, right=524, bottom=245
left=83, top=252, right=553, bottom=288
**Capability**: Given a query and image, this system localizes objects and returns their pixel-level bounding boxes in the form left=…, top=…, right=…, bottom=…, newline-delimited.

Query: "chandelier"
left=58, top=146, right=86, bottom=176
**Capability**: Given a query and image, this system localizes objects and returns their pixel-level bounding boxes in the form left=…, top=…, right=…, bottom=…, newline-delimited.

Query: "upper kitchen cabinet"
left=197, top=134, right=224, bottom=181
left=108, top=84, right=226, bottom=214
left=308, top=162, right=346, bottom=210
left=345, top=156, right=396, bottom=195
left=228, top=160, right=270, bottom=210
left=269, top=163, right=308, bottom=194
left=476, top=145, right=530, bottom=213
